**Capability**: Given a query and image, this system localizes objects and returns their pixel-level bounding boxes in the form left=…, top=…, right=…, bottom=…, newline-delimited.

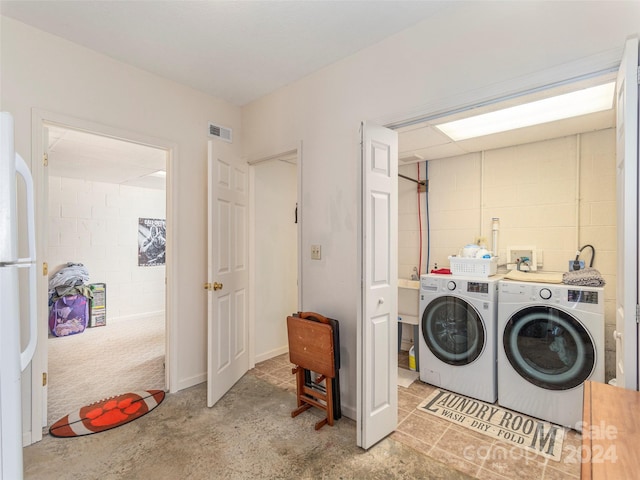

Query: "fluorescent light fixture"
left=435, top=82, right=616, bottom=141
left=149, top=170, right=166, bottom=178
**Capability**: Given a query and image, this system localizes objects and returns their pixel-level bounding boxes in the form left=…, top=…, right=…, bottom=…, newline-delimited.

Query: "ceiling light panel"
left=435, top=82, right=616, bottom=141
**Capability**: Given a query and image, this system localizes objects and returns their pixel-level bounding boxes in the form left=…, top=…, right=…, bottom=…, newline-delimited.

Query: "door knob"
left=213, top=282, right=223, bottom=291
left=378, top=297, right=385, bottom=305
left=614, top=330, right=622, bottom=340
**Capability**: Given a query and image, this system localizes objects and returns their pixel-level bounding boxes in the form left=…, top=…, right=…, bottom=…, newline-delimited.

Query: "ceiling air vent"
left=208, top=122, right=232, bottom=143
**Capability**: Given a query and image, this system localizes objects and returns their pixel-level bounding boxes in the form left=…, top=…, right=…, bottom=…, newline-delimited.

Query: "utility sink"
left=398, top=278, right=420, bottom=290
left=397, top=279, right=420, bottom=364
left=398, top=278, right=419, bottom=325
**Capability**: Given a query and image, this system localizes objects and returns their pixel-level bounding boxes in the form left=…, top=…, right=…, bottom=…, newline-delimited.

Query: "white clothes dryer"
left=497, top=280, right=604, bottom=429
left=419, top=274, right=500, bottom=403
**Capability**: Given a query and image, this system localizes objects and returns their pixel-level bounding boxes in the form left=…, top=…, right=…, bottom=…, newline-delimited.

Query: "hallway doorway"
left=44, top=124, right=168, bottom=425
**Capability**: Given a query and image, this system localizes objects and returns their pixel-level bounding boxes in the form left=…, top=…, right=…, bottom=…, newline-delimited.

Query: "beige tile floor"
left=250, top=351, right=582, bottom=480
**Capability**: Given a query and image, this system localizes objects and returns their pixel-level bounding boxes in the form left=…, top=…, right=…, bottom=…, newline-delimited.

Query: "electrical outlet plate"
left=311, top=244, right=321, bottom=260
left=506, top=245, right=537, bottom=271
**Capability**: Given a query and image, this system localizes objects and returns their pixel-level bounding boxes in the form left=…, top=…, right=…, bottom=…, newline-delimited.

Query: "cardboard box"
left=89, top=283, right=106, bottom=327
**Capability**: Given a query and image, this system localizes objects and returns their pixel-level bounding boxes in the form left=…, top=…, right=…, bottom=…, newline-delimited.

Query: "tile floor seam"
left=477, top=466, right=511, bottom=479
left=428, top=444, right=485, bottom=478
left=427, top=423, right=452, bottom=456
left=394, top=424, right=442, bottom=455
left=397, top=409, right=413, bottom=425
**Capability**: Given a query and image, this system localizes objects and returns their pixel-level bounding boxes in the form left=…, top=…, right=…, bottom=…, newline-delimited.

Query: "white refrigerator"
left=0, top=112, right=38, bottom=479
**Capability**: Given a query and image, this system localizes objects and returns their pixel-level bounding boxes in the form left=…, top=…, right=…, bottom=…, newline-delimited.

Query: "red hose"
left=417, top=163, right=423, bottom=276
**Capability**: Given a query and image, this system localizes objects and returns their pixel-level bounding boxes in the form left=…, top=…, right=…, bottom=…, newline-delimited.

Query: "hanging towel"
left=504, top=270, right=563, bottom=283
left=562, top=267, right=605, bottom=287
left=430, top=268, right=452, bottom=275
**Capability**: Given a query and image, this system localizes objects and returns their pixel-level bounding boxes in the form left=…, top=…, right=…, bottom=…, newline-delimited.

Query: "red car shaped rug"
left=49, top=390, right=165, bottom=438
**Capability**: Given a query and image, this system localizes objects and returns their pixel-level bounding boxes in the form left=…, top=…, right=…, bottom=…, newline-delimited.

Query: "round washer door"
left=421, top=295, right=485, bottom=366
left=503, top=306, right=595, bottom=390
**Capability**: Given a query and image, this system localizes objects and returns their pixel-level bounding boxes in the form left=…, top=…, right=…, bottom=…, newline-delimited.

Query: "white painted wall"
left=241, top=3, right=639, bottom=418
left=48, top=176, right=166, bottom=321
left=253, top=160, right=297, bottom=362
left=1, top=16, right=242, bottom=439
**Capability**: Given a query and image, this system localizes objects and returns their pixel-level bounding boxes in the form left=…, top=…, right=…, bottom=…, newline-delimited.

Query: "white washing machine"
left=419, top=274, right=499, bottom=403
left=497, top=280, right=604, bottom=429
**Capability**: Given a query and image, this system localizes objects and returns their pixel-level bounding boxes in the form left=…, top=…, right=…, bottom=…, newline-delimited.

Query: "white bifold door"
left=615, top=36, right=640, bottom=391
left=358, top=122, right=398, bottom=449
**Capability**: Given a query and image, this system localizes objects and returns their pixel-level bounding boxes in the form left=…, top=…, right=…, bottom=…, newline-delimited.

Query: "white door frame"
left=247, top=144, right=303, bottom=333
left=28, top=109, right=178, bottom=444
left=247, top=145, right=302, bottom=366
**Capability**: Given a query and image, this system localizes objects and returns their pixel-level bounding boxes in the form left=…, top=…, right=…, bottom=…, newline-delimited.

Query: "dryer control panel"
left=568, top=289, right=599, bottom=304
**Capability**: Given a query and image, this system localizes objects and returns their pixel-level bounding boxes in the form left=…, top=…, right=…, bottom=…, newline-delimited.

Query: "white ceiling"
left=0, top=0, right=450, bottom=106
left=2, top=1, right=618, bottom=184
left=1, top=0, right=450, bottom=187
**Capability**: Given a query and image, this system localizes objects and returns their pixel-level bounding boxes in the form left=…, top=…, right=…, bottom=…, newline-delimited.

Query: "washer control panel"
left=468, top=281, right=489, bottom=294
left=420, top=274, right=498, bottom=301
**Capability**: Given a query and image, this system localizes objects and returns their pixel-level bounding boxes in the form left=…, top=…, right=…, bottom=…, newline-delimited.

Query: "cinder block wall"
left=399, top=128, right=616, bottom=380
left=48, top=176, right=166, bottom=321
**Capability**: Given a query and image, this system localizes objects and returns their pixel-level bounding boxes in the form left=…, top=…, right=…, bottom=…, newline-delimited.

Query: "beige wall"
left=399, top=129, right=617, bottom=379
left=398, top=162, right=427, bottom=280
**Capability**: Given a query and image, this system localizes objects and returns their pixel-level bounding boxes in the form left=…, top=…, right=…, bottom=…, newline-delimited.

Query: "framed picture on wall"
left=138, top=218, right=166, bottom=266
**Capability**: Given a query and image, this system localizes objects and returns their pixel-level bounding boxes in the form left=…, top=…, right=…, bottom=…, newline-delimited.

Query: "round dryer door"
left=421, top=296, right=485, bottom=366
left=503, top=306, right=595, bottom=390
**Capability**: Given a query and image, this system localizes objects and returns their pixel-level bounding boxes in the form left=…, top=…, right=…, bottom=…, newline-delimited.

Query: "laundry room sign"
left=418, top=389, right=565, bottom=462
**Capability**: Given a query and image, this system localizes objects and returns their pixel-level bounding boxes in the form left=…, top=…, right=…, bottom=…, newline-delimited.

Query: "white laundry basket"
left=448, top=256, right=498, bottom=278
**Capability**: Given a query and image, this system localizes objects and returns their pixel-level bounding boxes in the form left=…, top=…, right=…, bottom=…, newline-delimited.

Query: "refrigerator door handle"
left=15, top=152, right=37, bottom=371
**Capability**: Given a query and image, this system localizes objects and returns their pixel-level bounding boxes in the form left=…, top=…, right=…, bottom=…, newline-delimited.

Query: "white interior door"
left=358, top=122, right=398, bottom=449
left=615, top=37, right=639, bottom=391
left=207, top=140, right=249, bottom=407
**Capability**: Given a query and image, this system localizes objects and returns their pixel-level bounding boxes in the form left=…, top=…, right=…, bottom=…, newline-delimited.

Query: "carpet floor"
left=24, top=374, right=474, bottom=480
left=46, top=314, right=166, bottom=426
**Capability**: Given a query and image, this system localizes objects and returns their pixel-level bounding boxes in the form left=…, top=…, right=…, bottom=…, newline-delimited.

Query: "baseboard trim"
left=255, top=345, right=289, bottom=364
left=341, top=404, right=356, bottom=421
left=108, top=311, right=165, bottom=323
left=176, top=373, right=206, bottom=392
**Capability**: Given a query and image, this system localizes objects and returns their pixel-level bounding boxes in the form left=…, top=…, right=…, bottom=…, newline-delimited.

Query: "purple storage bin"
left=49, top=294, right=89, bottom=337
